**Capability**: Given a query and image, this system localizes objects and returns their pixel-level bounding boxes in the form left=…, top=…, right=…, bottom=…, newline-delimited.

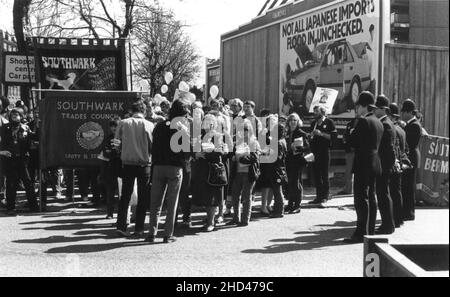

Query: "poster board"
left=279, top=0, right=381, bottom=117
left=39, top=91, right=139, bottom=169
left=309, top=87, right=339, bottom=114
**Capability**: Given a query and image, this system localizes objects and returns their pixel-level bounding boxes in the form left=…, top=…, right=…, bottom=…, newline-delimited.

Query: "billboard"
left=279, top=0, right=380, bottom=117
left=39, top=91, right=139, bottom=169
left=35, top=45, right=126, bottom=91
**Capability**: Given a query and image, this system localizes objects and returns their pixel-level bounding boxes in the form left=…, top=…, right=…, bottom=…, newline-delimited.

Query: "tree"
left=24, top=0, right=159, bottom=39
left=13, top=0, right=33, bottom=107
left=132, top=8, right=201, bottom=97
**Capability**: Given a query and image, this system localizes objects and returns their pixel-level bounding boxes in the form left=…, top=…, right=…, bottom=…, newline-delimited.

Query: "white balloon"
left=154, top=94, right=163, bottom=104
left=164, top=72, right=174, bottom=85
left=178, top=81, right=190, bottom=93
left=161, top=85, right=169, bottom=94
left=187, top=92, right=196, bottom=104
left=210, top=85, right=219, bottom=99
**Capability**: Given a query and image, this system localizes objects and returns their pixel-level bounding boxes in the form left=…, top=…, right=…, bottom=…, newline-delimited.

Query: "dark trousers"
left=178, top=168, right=192, bottom=221
left=78, top=168, right=100, bottom=203
left=376, top=172, right=395, bottom=232
left=402, top=168, right=416, bottom=220
left=271, top=184, right=285, bottom=216
left=389, top=172, right=404, bottom=226
left=64, top=169, right=74, bottom=199
left=286, top=164, right=303, bottom=208
left=117, top=165, right=151, bottom=233
left=99, top=161, right=119, bottom=217
left=354, top=172, right=377, bottom=237
left=313, top=151, right=330, bottom=201
left=4, top=157, right=37, bottom=211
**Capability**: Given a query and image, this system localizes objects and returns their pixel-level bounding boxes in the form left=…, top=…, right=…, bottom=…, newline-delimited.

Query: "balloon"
left=164, top=72, right=173, bottom=84
left=161, top=85, right=169, bottom=94
left=154, top=94, right=163, bottom=104
left=210, top=85, right=219, bottom=99
left=187, top=92, right=196, bottom=105
left=178, top=81, right=190, bottom=93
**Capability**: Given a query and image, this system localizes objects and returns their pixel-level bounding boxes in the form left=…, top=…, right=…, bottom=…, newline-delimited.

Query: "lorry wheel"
left=350, top=78, right=361, bottom=104
left=303, top=82, right=316, bottom=111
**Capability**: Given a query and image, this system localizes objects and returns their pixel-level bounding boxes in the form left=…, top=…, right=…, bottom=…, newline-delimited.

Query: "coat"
left=350, top=113, right=383, bottom=179
left=379, top=116, right=397, bottom=175
left=286, top=127, right=310, bottom=167
left=404, top=118, right=422, bottom=169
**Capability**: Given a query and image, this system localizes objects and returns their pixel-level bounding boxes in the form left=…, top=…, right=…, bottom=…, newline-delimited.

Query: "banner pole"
left=39, top=170, right=43, bottom=213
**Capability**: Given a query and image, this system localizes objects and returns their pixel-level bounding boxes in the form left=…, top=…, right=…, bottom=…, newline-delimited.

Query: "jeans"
left=232, top=173, right=256, bottom=224
left=4, top=157, right=37, bottom=211
left=116, top=165, right=151, bottom=232
left=178, top=167, right=192, bottom=222
left=149, top=165, right=183, bottom=238
left=286, top=164, right=303, bottom=208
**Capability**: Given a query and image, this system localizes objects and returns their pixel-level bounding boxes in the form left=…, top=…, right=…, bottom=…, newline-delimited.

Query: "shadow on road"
left=241, top=221, right=359, bottom=254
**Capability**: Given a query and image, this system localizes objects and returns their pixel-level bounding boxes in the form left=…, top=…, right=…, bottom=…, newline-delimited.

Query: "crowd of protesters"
left=0, top=91, right=423, bottom=244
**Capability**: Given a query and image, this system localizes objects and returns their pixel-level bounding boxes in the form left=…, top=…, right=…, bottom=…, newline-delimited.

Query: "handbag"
left=208, top=156, right=228, bottom=187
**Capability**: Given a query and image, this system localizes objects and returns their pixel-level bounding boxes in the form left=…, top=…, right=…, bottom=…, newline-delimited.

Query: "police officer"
left=344, top=92, right=383, bottom=244
left=374, top=95, right=396, bottom=235
left=401, top=99, right=422, bottom=222
left=389, top=103, right=409, bottom=228
left=309, top=106, right=337, bottom=207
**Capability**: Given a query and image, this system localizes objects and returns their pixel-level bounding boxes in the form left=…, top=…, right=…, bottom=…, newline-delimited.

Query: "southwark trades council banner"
left=36, top=47, right=125, bottom=91
left=39, top=91, right=139, bottom=169
left=416, top=136, right=449, bottom=208
left=280, top=0, right=380, bottom=117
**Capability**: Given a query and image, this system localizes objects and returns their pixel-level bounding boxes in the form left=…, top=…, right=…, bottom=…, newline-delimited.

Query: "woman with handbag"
left=228, top=119, right=261, bottom=227
left=285, top=113, right=310, bottom=214
left=191, top=113, right=229, bottom=232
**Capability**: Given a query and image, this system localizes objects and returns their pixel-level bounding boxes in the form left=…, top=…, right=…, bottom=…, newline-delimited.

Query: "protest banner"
left=34, top=40, right=126, bottom=91
left=417, top=135, right=449, bottom=207
left=39, top=91, right=139, bottom=169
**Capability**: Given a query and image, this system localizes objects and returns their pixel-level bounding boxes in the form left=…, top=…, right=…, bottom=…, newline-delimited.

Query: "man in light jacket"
left=115, top=100, right=154, bottom=237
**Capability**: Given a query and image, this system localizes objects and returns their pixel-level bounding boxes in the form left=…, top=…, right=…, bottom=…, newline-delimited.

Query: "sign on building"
left=2, top=54, right=36, bottom=84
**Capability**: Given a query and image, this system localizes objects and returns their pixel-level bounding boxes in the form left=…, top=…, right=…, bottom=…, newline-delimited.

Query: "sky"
left=0, top=0, right=267, bottom=85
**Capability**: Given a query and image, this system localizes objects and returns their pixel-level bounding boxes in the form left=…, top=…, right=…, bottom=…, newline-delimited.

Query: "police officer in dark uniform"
left=309, top=106, right=337, bottom=206
left=389, top=103, right=410, bottom=228
left=374, top=95, right=396, bottom=235
left=401, top=99, right=422, bottom=221
left=344, top=92, right=384, bottom=244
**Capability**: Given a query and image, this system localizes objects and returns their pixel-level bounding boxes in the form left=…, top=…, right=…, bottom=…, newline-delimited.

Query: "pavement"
left=0, top=189, right=448, bottom=277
